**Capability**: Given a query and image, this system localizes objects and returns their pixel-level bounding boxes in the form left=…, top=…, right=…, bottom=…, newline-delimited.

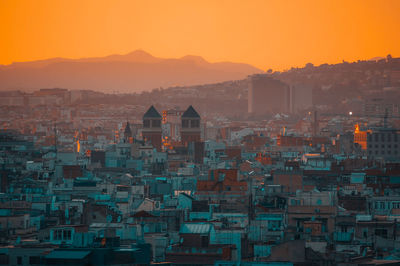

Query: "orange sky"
left=0, top=0, right=399, bottom=70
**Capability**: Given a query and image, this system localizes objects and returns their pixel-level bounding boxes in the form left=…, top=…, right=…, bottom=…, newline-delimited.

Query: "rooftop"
left=182, top=105, right=200, bottom=118
left=143, top=105, right=162, bottom=118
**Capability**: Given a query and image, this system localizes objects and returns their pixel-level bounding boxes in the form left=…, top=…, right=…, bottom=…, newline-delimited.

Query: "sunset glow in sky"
left=1, top=0, right=399, bottom=70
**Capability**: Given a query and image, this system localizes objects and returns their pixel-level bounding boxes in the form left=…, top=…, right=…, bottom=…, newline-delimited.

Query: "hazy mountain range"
left=0, top=50, right=263, bottom=92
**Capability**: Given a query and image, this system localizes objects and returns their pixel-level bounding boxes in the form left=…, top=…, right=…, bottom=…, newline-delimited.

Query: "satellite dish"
left=106, top=214, right=112, bottom=223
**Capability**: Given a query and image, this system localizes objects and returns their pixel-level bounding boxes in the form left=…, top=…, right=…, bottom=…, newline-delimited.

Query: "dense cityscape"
left=0, top=55, right=400, bottom=265
left=2, top=0, right=400, bottom=264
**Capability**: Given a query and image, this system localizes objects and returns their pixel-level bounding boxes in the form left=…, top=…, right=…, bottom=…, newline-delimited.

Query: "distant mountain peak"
left=125, top=49, right=154, bottom=58
left=0, top=51, right=263, bottom=92
left=101, top=49, right=159, bottom=63
left=180, top=55, right=208, bottom=64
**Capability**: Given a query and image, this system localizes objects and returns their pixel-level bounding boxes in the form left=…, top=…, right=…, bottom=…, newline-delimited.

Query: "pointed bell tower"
left=124, top=121, right=132, bottom=143
left=142, top=106, right=162, bottom=151
left=180, top=105, right=201, bottom=145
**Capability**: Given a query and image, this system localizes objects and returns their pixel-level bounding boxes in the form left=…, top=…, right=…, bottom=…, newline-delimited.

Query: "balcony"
left=333, top=231, right=353, bottom=242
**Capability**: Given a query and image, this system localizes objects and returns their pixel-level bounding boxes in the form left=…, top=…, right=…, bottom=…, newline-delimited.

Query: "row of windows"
left=53, top=229, right=72, bottom=240
left=182, top=119, right=200, bottom=128
left=368, top=133, right=399, bottom=142
left=374, top=201, right=400, bottom=210
left=369, top=144, right=398, bottom=149
left=369, top=150, right=399, bottom=155
left=143, top=119, right=161, bottom=128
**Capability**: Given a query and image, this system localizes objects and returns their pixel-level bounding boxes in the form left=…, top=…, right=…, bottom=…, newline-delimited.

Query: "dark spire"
left=182, top=105, right=200, bottom=118
left=143, top=105, right=162, bottom=118
left=124, top=121, right=132, bottom=136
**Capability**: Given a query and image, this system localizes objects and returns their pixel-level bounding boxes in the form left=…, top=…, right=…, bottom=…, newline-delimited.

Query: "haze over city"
left=1, top=1, right=400, bottom=265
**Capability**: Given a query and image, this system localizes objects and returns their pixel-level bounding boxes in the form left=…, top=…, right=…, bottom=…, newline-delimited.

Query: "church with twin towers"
left=140, top=105, right=202, bottom=151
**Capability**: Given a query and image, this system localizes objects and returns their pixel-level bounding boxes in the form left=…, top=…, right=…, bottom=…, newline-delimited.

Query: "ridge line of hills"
left=0, top=50, right=263, bottom=92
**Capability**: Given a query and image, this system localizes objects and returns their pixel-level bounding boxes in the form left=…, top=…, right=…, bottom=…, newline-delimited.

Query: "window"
left=143, top=119, right=150, bottom=128
left=191, top=119, right=200, bottom=128
left=268, top=220, right=281, bottom=231
left=375, top=228, right=388, bottom=238
left=201, top=236, right=208, bottom=247
left=152, top=119, right=161, bottom=127
left=393, top=202, right=400, bottom=209
left=381, top=134, right=385, bottom=142
left=54, top=229, right=63, bottom=240
left=378, top=201, right=385, bottom=209
left=63, top=230, right=72, bottom=240
left=0, top=254, right=9, bottom=265
left=182, top=119, right=189, bottom=128
left=375, top=134, right=379, bottom=142
left=29, top=256, right=40, bottom=265
left=17, top=256, right=22, bottom=265
left=363, top=228, right=368, bottom=238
